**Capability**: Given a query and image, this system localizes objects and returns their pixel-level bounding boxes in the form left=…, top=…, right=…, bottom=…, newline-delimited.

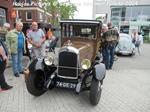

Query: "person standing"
left=6, top=22, right=26, bottom=77
left=136, top=32, right=143, bottom=55
left=0, top=23, right=10, bottom=41
left=102, top=22, right=119, bottom=70
left=101, top=24, right=108, bottom=64
left=114, top=26, right=120, bottom=61
left=0, top=23, right=10, bottom=68
left=42, top=28, right=46, bottom=35
left=26, top=25, right=32, bottom=38
left=132, top=31, right=138, bottom=45
left=47, top=29, right=52, bottom=39
left=28, top=22, right=46, bottom=58
left=0, top=37, right=13, bottom=92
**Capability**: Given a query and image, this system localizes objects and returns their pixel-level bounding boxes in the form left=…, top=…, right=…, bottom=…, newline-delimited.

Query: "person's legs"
left=109, top=48, right=115, bottom=69
left=40, top=47, right=46, bottom=57
left=49, top=41, right=56, bottom=52
left=0, top=61, right=8, bottom=88
left=11, top=53, right=19, bottom=74
left=138, top=44, right=141, bottom=55
left=105, top=49, right=110, bottom=70
left=114, top=52, right=118, bottom=61
left=33, top=48, right=40, bottom=58
left=137, top=44, right=141, bottom=55
left=102, top=48, right=106, bottom=64
left=18, top=51, right=23, bottom=72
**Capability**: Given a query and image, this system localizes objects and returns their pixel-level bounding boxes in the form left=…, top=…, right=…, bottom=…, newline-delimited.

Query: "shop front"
left=0, top=0, right=15, bottom=29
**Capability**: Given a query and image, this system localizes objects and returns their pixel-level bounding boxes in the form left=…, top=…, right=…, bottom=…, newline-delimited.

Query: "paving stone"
left=0, top=43, right=150, bottom=112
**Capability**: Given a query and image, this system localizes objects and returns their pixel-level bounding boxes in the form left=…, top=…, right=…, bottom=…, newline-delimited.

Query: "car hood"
left=117, top=37, right=132, bottom=51
left=63, top=41, right=93, bottom=62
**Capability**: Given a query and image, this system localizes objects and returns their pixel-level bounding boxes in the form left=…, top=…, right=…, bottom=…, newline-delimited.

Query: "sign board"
left=120, top=21, right=129, bottom=24
left=11, top=10, right=17, bottom=18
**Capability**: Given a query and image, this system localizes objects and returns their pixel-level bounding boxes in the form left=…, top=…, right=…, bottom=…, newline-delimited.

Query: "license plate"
left=56, top=81, right=76, bottom=89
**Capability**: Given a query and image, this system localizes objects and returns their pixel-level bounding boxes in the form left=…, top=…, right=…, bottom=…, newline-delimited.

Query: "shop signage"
left=11, top=10, right=17, bottom=18
left=120, top=21, right=129, bottom=24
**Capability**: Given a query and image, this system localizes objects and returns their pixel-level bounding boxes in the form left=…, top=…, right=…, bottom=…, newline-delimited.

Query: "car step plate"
left=56, top=81, right=76, bottom=89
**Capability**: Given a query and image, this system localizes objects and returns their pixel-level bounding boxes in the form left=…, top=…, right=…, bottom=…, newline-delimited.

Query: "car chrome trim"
left=60, top=20, right=101, bottom=24
left=57, top=46, right=80, bottom=79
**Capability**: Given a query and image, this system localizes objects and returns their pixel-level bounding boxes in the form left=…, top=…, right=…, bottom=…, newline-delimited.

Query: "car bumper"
left=116, top=50, right=132, bottom=55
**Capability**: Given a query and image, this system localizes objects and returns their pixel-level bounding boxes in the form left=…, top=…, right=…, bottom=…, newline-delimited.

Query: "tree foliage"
left=96, top=16, right=104, bottom=20
left=44, top=0, right=78, bottom=25
left=59, top=0, right=78, bottom=19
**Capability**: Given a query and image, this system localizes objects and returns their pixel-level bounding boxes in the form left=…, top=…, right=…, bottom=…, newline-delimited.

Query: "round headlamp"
left=44, top=56, right=53, bottom=66
left=81, top=59, right=91, bottom=70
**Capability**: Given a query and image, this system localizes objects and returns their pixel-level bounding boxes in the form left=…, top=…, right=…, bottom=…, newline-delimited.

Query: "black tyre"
left=26, top=70, right=46, bottom=96
left=90, top=78, right=102, bottom=105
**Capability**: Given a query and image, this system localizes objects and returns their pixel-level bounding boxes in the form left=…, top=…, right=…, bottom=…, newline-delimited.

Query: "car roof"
left=60, top=19, right=102, bottom=24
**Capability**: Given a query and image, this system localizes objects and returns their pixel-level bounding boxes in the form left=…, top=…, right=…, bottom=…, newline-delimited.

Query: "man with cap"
left=0, top=23, right=10, bottom=41
left=0, top=23, right=10, bottom=68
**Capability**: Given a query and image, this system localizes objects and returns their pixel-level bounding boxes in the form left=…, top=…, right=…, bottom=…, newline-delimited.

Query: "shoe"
left=106, top=68, right=109, bottom=70
left=114, top=57, right=118, bottom=61
left=1, top=89, right=6, bottom=92
left=1, top=85, right=13, bottom=92
left=6, top=65, right=10, bottom=68
left=19, top=71, right=24, bottom=74
left=109, top=67, right=112, bottom=69
left=14, top=73, right=20, bottom=77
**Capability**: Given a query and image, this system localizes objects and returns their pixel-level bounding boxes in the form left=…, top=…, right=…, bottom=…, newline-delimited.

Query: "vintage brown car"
left=26, top=19, right=106, bottom=105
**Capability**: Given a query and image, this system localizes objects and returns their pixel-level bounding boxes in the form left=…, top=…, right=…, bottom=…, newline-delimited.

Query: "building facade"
left=0, top=0, right=15, bottom=29
left=93, top=0, right=150, bottom=36
left=13, top=0, right=52, bottom=33
left=111, top=5, right=150, bottom=36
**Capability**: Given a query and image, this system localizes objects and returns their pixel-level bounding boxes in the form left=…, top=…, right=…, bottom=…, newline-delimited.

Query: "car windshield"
left=61, top=23, right=98, bottom=39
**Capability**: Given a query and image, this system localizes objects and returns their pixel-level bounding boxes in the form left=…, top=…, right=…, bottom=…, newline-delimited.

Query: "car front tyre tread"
left=26, top=71, right=46, bottom=96
left=90, top=78, right=102, bottom=105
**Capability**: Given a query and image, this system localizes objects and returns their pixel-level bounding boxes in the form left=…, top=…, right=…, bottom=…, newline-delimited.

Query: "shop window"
left=25, top=0, right=32, bottom=4
left=0, top=8, right=5, bottom=17
left=14, top=0, right=21, bottom=3
left=18, top=11, right=22, bottom=19
left=48, top=18, right=51, bottom=23
left=0, top=8, right=6, bottom=27
left=45, top=15, right=47, bottom=23
left=39, top=13, right=43, bottom=22
left=26, top=12, right=32, bottom=20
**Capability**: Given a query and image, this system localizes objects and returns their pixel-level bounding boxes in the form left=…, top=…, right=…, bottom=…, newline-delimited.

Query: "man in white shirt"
left=28, top=22, right=46, bottom=58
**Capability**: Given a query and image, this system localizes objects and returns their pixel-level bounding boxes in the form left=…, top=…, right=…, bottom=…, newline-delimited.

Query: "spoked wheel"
left=26, top=70, right=46, bottom=96
left=90, top=78, right=102, bottom=105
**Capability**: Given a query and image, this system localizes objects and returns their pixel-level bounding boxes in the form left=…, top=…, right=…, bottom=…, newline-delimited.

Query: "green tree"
left=96, top=16, right=104, bottom=20
left=44, top=0, right=78, bottom=26
left=60, top=0, right=78, bottom=19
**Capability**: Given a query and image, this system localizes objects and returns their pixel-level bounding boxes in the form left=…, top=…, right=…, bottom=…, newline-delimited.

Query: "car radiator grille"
left=58, top=51, right=78, bottom=78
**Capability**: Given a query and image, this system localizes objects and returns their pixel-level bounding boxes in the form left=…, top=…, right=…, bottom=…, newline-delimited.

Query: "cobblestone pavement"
left=0, top=43, right=150, bottom=112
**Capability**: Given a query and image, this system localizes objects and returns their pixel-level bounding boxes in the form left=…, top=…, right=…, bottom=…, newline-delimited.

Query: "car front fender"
left=29, top=58, right=44, bottom=72
left=93, top=63, right=106, bottom=81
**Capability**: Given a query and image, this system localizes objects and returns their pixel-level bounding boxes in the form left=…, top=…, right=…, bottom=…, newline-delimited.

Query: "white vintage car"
left=115, top=33, right=136, bottom=56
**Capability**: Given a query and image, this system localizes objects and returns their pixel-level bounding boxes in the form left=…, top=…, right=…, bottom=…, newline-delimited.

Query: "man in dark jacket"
left=102, top=22, right=119, bottom=70
left=0, top=37, right=13, bottom=92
